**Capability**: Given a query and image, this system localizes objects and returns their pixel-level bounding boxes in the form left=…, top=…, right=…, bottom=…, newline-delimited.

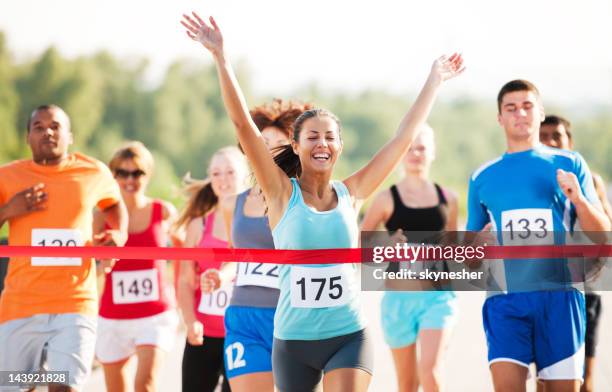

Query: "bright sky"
left=1, top=0, right=611, bottom=106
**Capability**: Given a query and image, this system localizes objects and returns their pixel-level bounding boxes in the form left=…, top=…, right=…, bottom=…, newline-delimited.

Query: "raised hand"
left=181, top=12, right=224, bottom=56
left=430, top=53, right=465, bottom=82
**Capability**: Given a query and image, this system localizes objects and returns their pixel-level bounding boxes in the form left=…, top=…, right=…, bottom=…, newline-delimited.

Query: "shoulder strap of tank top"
left=151, top=200, right=163, bottom=223
left=203, top=212, right=215, bottom=236
left=389, top=185, right=403, bottom=209
left=234, top=190, right=248, bottom=218
left=434, top=183, right=448, bottom=205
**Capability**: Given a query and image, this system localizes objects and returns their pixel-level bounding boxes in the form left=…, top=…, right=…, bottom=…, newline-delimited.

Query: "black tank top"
left=384, top=183, right=449, bottom=275
left=385, top=183, right=448, bottom=233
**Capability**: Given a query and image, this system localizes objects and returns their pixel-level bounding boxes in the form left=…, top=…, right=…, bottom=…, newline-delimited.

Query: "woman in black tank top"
left=361, top=125, right=458, bottom=392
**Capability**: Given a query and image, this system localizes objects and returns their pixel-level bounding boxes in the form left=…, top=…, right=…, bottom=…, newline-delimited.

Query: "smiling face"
left=497, top=90, right=545, bottom=143
left=114, top=159, right=149, bottom=197
left=208, top=152, right=243, bottom=198
left=27, top=107, right=73, bottom=164
left=292, top=115, right=342, bottom=175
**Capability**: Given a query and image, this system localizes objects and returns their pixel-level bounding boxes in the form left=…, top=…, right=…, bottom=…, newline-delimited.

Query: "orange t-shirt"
left=0, top=153, right=121, bottom=323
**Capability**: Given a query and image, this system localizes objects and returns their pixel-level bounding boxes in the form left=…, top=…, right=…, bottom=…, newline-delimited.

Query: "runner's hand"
left=201, top=269, right=221, bottom=293
left=430, top=53, right=465, bottom=83
left=187, top=320, right=204, bottom=346
left=3, top=183, right=47, bottom=218
left=181, top=12, right=224, bottom=56
left=557, top=169, right=583, bottom=204
left=93, top=229, right=124, bottom=247
left=466, top=223, right=495, bottom=268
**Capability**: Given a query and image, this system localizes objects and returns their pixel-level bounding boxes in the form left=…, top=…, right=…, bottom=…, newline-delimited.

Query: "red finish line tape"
left=0, top=245, right=610, bottom=263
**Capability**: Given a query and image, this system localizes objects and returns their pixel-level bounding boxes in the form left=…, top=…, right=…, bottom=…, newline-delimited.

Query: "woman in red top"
left=176, top=146, right=248, bottom=392
left=94, top=141, right=180, bottom=392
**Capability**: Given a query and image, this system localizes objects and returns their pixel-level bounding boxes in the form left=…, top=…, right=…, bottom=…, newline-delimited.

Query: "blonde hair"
left=108, top=141, right=155, bottom=174
left=175, top=146, right=248, bottom=230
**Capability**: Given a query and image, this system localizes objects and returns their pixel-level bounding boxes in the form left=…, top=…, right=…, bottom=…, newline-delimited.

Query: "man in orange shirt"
left=0, top=105, right=128, bottom=392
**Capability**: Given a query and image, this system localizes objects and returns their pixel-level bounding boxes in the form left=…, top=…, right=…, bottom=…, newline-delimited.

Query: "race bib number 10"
left=198, top=285, right=233, bottom=316
left=31, top=229, right=83, bottom=266
left=112, top=269, right=160, bottom=304
left=501, top=208, right=554, bottom=245
left=290, top=265, right=351, bottom=308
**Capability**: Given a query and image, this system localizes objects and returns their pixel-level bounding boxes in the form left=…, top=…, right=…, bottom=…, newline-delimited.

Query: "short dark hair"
left=26, top=104, right=70, bottom=132
left=541, top=115, right=572, bottom=141
left=497, top=80, right=540, bottom=113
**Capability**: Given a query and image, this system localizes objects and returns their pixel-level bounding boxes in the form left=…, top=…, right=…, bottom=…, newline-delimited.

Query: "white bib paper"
left=501, top=208, right=554, bottom=245
left=31, top=228, right=83, bottom=266
left=290, top=265, right=352, bottom=308
left=235, top=262, right=280, bottom=289
left=112, top=268, right=160, bottom=304
left=198, top=284, right=233, bottom=316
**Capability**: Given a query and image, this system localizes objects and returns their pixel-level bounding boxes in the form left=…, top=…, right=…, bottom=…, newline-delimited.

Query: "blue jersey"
left=466, top=144, right=600, bottom=293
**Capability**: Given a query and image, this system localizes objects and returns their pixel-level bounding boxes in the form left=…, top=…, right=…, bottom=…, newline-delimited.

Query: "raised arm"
left=181, top=12, right=290, bottom=203
left=344, top=54, right=464, bottom=203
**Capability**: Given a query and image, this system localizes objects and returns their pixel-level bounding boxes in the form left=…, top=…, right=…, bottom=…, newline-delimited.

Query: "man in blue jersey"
left=466, top=80, right=610, bottom=392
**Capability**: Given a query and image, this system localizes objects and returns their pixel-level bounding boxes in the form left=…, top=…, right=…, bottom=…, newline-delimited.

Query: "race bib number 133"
left=501, top=208, right=554, bottom=245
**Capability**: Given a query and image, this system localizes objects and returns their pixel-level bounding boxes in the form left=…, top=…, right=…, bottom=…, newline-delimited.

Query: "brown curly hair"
left=239, top=99, right=314, bottom=153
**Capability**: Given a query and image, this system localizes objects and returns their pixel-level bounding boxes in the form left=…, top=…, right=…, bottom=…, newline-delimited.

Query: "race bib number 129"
left=31, top=229, right=83, bottom=266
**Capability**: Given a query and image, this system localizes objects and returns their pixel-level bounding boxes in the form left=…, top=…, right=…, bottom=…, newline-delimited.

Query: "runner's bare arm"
left=360, top=190, right=393, bottom=231
left=178, top=218, right=205, bottom=345
left=181, top=12, right=290, bottom=205
left=95, top=200, right=129, bottom=247
left=593, top=173, right=612, bottom=224
left=344, top=54, right=464, bottom=202
left=558, top=169, right=611, bottom=233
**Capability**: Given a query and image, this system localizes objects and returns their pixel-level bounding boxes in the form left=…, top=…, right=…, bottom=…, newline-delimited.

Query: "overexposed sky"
left=1, top=0, right=611, bottom=105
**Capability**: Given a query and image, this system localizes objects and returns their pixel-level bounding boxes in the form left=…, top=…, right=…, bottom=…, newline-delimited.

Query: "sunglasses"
left=114, top=169, right=146, bottom=179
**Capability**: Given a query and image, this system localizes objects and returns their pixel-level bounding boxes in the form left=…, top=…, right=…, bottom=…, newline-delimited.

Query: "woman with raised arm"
left=176, top=146, right=248, bottom=392
left=213, top=100, right=312, bottom=392
left=361, top=125, right=459, bottom=392
left=181, top=11, right=464, bottom=392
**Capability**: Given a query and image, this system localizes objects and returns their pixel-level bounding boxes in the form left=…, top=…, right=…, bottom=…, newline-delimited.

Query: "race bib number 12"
left=31, top=228, right=83, bottom=266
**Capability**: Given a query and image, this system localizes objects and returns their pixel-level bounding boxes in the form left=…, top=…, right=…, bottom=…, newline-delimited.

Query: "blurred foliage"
left=1, top=31, right=610, bottom=230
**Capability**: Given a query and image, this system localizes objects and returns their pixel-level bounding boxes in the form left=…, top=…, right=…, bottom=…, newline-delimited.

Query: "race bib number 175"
left=290, top=265, right=351, bottom=308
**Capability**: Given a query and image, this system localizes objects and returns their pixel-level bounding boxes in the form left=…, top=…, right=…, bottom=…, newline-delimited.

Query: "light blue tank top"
left=272, top=178, right=366, bottom=340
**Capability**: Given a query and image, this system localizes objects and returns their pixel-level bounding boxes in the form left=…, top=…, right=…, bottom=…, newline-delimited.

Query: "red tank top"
left=193, top=212, right=231, bottom=338
left=99, top=200, right=173, bottom=319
